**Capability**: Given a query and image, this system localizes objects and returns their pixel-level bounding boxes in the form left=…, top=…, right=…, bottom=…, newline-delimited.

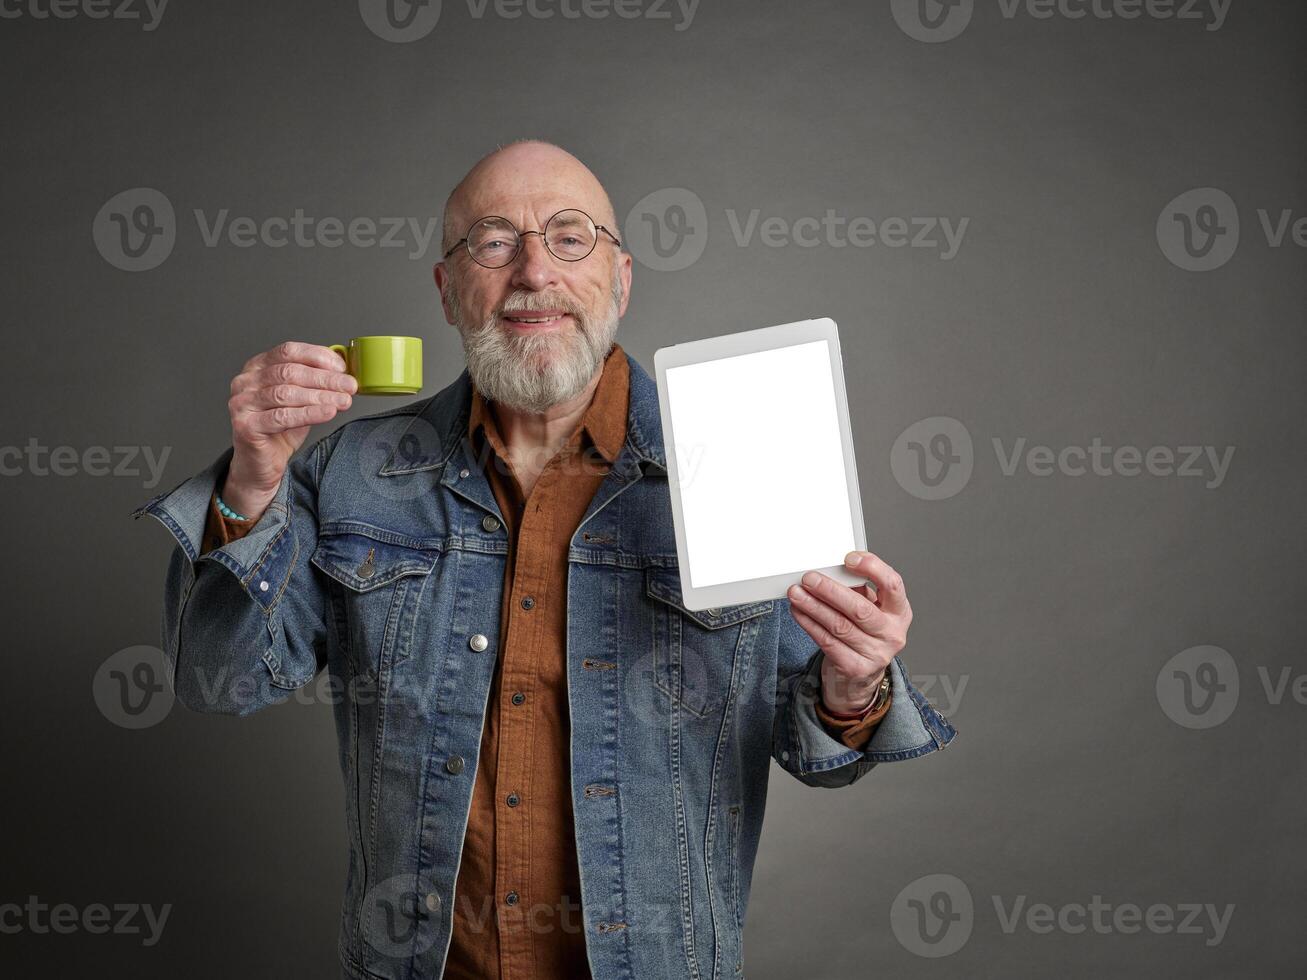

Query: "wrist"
left=219, top=467, right=278, bottom=523
left=820, top=668, right=890, bottom=718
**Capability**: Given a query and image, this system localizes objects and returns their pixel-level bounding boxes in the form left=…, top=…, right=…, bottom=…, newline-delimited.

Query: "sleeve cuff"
left=201, top=489, right=259, bottom=556
left=815, top=689, right=893, bottom=750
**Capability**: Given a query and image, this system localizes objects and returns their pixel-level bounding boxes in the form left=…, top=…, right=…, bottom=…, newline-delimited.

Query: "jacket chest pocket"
left=644, top=566, right=773, bottom=717
left=310, top=525, right=440, bottom=677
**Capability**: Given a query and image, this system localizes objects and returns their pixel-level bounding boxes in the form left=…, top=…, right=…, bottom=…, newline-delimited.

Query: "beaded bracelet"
left=215, top=492, right=251, bottom=522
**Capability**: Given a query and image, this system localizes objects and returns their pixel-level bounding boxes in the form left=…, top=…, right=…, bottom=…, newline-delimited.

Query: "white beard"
left=449, top=264, right=623, bottom=414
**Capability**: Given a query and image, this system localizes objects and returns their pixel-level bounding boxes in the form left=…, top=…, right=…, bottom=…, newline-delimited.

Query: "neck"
left=491, top=365, right=604, bottom=461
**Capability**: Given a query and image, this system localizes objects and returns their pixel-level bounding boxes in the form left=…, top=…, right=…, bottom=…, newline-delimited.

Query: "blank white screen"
left=664, top=339, right=857, bottom=589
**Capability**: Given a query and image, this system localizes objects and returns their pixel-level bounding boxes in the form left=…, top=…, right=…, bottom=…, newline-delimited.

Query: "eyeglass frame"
left=442, top=209, right=623, bottom=268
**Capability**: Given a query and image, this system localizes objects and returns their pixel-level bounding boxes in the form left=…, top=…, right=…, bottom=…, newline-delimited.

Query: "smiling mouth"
left=501, top=311, right=571, bottom=327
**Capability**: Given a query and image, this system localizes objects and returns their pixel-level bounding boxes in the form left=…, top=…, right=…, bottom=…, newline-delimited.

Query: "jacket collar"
left=376, top=345, right=667, bottom=478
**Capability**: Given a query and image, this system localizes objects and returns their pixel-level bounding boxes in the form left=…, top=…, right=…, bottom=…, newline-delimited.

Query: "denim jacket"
left=131, top=349, right=957, bottom=980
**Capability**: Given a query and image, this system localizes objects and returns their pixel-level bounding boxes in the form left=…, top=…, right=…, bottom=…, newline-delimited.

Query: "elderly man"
left=133, top=140, right=955, bottom=980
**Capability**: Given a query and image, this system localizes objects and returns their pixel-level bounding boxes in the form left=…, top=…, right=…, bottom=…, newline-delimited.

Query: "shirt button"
left=459, top=467, right=470, bottom=479
left=520, top=595, right=535, bottom=610
left=506, top=793, right=520, bottom=807
left=469, top=634, right=489, bottom=652
left=780, top=751, right=790, bottom=762
left=425, top=892, right=441, bottom=914
left=445, top=755, right=464, bottom=775
left=482, top=514, right=501, bottom=532
left=511, top=692, right=525, bottom=705
left=505, top=891, right=519, bottom=907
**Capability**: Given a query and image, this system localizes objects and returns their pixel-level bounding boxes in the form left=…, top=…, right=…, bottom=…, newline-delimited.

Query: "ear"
left=434, top=261, right=455, bottom=326
left=616, top=252, right=633, bottom=319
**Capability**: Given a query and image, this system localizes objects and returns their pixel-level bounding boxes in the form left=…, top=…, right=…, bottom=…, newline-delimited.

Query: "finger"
left=788, top=579, right=882, bottom=654
left=246, top=341, right=348, bottom=375
left=238, top=384, right=353, bottom=413
left=788, top=602, right=867, bottom=677
left=244, top=403, right=340, bottom=435
left=796, top=571, right=891, bottom=639
left=842, top=551, right=911, bottom=616
left=256, top=363, right=358, bottom=397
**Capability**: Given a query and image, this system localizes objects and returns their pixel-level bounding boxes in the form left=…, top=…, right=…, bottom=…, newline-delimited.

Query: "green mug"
left=328, top=336, right=423, bottom=395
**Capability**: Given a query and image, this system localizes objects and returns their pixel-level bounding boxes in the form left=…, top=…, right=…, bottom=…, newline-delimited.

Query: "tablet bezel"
left=653, top=317, right=868, bottom=612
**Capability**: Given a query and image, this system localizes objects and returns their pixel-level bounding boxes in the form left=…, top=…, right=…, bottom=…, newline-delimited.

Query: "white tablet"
left=653, top=317, right=868, bottom=612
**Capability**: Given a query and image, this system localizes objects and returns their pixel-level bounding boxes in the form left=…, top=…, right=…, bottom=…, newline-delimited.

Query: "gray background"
left=2, top=0, right=1304, bottom=975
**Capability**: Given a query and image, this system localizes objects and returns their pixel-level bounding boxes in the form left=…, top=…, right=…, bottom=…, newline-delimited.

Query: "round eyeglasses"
left=443, top=209, right=622, bottom=269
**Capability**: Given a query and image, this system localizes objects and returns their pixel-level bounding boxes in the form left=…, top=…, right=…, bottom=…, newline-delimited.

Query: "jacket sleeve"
left=130, top=442, right=331, bottom=716
left=771, top=599, right=958, bottom=788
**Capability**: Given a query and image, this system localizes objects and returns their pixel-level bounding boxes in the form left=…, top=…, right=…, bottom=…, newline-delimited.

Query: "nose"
left=508, top=232, right=559, bottom=293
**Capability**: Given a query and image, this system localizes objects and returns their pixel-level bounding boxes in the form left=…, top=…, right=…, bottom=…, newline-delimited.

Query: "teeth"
left=507, top=315, right=563, bottom=323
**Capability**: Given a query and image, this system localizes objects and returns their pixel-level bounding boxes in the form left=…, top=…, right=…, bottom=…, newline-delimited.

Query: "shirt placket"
left=495, top=447, right=565, bottom=979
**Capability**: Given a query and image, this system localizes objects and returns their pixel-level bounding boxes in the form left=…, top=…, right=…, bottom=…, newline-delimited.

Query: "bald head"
left=441, top=140, right=619, bottom=255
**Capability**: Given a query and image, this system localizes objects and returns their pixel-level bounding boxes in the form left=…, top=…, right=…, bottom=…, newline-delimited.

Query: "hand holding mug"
left=223, top=341, right=358, bottom=522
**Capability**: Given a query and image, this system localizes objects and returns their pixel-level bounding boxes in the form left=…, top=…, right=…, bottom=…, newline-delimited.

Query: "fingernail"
left=845, top=552, right=860, bottom=566
left=802, top=571, right=821, bottom=588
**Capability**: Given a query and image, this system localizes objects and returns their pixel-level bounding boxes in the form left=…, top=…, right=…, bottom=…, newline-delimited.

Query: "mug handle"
left=328, top=344, right=349, bottom=368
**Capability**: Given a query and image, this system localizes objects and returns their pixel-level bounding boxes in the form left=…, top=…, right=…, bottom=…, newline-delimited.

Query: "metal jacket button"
left=469, top=634, right=489, bottom=652
left=506, top=793, right=520, bottom=807
left=505, top=891, right=519, bottom=906
left=482, top=515, right=501, bottom=532
left=356, top=547, right=376, bottom=579
left=445, top=756, right=464, bottom=775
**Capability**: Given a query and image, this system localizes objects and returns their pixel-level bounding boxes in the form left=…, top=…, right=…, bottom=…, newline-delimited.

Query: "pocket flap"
left=311, top=524, right=439, bottom=593
left=644, top=566, right=773, bottom=629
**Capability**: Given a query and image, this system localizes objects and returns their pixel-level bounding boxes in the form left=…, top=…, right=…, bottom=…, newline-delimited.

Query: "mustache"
left=497, top=291, right=587, bottom=318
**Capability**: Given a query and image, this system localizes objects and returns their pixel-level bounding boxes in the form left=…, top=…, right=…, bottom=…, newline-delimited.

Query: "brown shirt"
left=200, top=343, right=887, bottom=979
